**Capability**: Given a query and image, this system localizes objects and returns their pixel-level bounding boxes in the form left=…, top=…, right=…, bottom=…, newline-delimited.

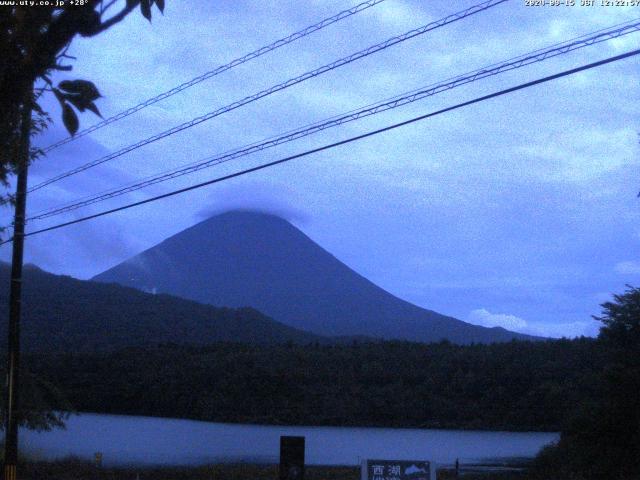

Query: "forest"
left=22, top=337, right=600, bottom=432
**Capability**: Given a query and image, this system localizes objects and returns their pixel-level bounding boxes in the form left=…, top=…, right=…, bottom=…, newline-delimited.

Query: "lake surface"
left=22, top=413, right=559, bottom=467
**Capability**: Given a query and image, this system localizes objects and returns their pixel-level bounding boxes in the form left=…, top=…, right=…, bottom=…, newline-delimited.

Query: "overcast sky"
left=2, top=0, right=639, bottom=338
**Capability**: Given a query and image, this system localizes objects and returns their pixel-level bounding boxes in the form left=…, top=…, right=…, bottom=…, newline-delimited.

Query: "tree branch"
left=101, top=0, right=120, bottom=15
left=87, top=2, right=138, bottom=37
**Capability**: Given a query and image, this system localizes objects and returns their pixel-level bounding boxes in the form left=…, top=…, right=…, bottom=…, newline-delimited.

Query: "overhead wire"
left=28, top=0, right=509, bottom=193
left=2, top=47, right=637, bottom=246
left=25, top=18, right=640, bottom=223
left=41, top=0, right=390, bottom=153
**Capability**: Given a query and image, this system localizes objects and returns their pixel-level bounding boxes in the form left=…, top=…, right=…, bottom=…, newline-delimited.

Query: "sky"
left=1, top=0, right=639, bottom=338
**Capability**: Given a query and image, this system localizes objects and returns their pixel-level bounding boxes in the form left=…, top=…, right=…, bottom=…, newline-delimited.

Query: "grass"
left=19, top=459, right=359, bottom=480
left=16, top=458, right=537, bottom=479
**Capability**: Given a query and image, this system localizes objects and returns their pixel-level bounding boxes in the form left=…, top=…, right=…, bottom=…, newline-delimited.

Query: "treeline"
left=24, top=338, right=601, bottom=432
left=0, top=263, right=326, bottom=352
left=527, top=286, right=640, bottom=480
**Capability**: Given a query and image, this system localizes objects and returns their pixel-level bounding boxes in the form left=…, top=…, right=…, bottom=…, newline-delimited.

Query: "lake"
left=22, top=413, right=558, bottom=467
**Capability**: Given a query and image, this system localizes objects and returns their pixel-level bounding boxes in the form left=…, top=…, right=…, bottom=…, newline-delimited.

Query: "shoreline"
left=18, top=459, right=530, bottom=480
left=41, top=410, right=561, bottom=434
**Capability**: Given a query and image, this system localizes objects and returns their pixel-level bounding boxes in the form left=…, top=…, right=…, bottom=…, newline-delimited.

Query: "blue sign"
left=362, top=459, right=431, bottom=480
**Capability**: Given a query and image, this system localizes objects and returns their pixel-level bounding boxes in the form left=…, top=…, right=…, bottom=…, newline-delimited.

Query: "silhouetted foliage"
left=0, top=365, right=71, bottom=432
left=23, top=338, right=602, bottom=432
left=0, top=0, right=165, bottom=204
left=530, top=286, right=640, bottom=480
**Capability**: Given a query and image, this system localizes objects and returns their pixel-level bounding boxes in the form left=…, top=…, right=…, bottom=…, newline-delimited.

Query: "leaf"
left=141, top=0, right=152, bottom=21
left=85, top=102, right=102, bottom=118
left=62, top=103, right=79, bottom=136
left=58, top=80, right=101, bottom=102
left=155, top=0, right=165, bottom=13
left=77, top=9, right=101, bottom=36
left=64, top=94, right=87, bottom=113
left=32, top=101, right=46, bottom=116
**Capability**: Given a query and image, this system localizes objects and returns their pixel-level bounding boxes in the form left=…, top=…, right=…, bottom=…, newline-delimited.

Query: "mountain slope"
left=94, top=210, right=537, bottom=344
left=0, top=262, right=326, bottom=353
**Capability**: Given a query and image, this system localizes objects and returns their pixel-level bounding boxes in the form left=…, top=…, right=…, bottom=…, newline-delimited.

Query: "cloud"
left=468, top=308, right=600, bottom=338
left=194, top=180, right=311, bottom=225
left=614, top=261, right=640, bottom=275
left=366, top=1, right=426, bottom=30
left=468, top=308, right=528, bottom=330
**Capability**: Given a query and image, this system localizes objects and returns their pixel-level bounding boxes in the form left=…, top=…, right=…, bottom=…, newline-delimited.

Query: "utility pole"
left=3, top=85, right=33, bottom=480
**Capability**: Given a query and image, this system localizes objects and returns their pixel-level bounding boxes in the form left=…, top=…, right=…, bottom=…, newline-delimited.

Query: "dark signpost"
left=362, top=459, right=432, bottom=480
left=279, top=436, right=305, bottom=480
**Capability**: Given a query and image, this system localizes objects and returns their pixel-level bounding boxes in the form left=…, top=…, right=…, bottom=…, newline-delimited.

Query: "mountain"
left=0, top=262, right=327, bottom=353
left=94, top=210, right=538, bottom=344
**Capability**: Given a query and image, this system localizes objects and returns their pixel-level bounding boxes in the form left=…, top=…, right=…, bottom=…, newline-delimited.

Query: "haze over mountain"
left=94, top=210, right=538, bottom=344
left=0, top=262, right=326, bottom=353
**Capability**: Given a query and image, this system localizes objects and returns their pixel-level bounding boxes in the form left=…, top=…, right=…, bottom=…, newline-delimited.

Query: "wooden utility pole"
left=3, top=86, right=32, bottom=480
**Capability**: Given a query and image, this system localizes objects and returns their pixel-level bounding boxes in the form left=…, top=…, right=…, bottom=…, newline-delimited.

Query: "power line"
left=28, top=0, right=508, bottom=193
left=3, top=47, right=637, bottom=246
left=25, top=18, right=640, bottom=223
left=28, top=18, right=640, bottom=220
left=41, top=0, right=389, bottom=153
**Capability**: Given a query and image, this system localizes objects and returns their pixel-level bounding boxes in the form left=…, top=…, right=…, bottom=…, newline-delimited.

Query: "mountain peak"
left=94, top=213, right=538, bottom=344
left=197, top=208, right=307, bottom=230
left=205, top=209, right=288, bottom=222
